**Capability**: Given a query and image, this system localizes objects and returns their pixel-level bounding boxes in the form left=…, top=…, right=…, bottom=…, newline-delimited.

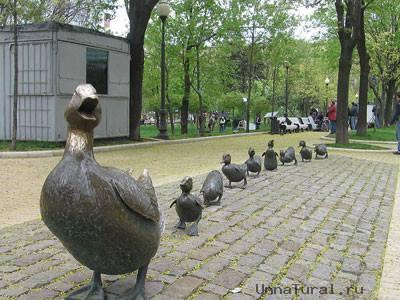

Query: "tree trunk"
left=336, top=46, right=354, bottom=144
left=246, top=23, right=256, bottom=133
left=385, top=79, right=396, bottom=126
left=11, top=0, right=18, bottom=151
left=181, top=55, right=190, bottom=134
left=335, top=0, right=357, bottom=144
left=166, top=66, right=174, bottom=134
left=381, top=82, right=386, bottom=125
left=129, top=42, right=145, bottom=140
left=356, top=6, right=370, bottom=136
left=195, top=45, right=205, bottom=136
left=128, top=0, right=158, bottom=141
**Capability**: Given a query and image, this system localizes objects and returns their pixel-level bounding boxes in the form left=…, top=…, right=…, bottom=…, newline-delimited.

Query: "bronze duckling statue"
left=245, top=147, right=262, bottom=176
left=200, top=170, right=224, bottom=206
left=221, top=153, right=247, bottom=189
left=279, top=146, right=298, bottom=166
left=40, top=84, right=163, bottom=300
left=315, top=144, right=328, bottom=159
left=262, top=140, right=279, bottom=171
left=299, top=140, right=312, bottom=162
left=170, top=177, right=203, bottom=236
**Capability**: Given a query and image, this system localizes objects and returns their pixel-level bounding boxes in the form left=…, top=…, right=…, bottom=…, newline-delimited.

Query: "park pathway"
left=0, top=155, right=397, bottom=299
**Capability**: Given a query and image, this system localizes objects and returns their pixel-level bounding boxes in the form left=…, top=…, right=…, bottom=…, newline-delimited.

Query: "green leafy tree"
left=367, top=0, right=400, bottom=125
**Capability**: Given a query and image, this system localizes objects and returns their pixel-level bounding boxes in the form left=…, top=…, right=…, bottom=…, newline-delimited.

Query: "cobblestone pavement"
left=0, top=155, right=397, bottom=299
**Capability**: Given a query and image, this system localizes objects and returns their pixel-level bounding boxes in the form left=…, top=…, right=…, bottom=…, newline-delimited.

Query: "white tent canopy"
left=264, top=112, right=279, bottom=118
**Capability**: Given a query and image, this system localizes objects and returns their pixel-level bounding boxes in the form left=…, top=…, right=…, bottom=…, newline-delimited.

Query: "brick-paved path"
left=0, top=156, right=397, bottom=299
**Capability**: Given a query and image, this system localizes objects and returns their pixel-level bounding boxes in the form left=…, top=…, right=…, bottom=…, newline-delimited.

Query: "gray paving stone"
left=188, top=243, right=227, bottom=261
left=19, top=269, right=68, bottom=289
left=0, top=265, right=19, bottom=273
left=300, top=247, right=320, bottom=262
left=0, top=286, right=29, bottom=297
left=17, top=288, right=58, bottom=300
left=161, top=276, right=203, bottom=298
left=311, top=263, right=336, bottom=281
left=46, top=281, right=75, bottom=293
left=201, top=283, right=229, bottom=296
left=213, top=269, right=247, bottom=289
left=251, top=240, right=277, bottom=256
left=258, top=254, right=290, bottom=274
left=341, top=257, right=363, bottom=275
left=286, top=262, right=310, bottom=283
left=193, top=292, right=220, bottom=300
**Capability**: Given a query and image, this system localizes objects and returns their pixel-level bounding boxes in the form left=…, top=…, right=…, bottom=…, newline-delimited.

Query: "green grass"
left=0, top=138, right=142, bottom=151
left=349, top=126, right=396, bottom=142
left=327, top=127, right=396, bottom=142
left=327, top=143, right=390, bottom=150
left=0, top=140, right=63, bottom=151
left=0, top=123, right=271, bottom=151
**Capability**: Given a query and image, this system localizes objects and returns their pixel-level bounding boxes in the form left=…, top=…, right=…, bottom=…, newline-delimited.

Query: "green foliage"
left=0, top=0, right=117, bottom=30
left=367, top=0, right=400, bottom=85
left=142, top=0, right=400, bottom=123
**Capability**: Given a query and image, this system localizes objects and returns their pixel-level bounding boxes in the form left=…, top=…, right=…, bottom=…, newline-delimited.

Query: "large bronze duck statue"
left=40, top=84, right=163, bottom=300
left=221, top=153, right=247, bottom=189
left=245, top=147, right=262, bottom=176
left=262, top=140, right=278, bottom=171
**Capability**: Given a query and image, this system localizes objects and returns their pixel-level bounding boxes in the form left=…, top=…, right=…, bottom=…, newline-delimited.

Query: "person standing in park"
left=327, top=100, right=337, bottom=134
left=390, top=92, right=400, bottom=155
left=255, top=113, right=261, bottom=130
left=219, top=115, right=226, bottom=133
left=372, top=105, right=381, bottom=128
left=350, top=102, right=358, bottom=130
left=310, top=107, right=318, bottom=121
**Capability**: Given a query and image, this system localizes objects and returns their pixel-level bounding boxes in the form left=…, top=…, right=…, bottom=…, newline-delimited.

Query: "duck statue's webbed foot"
left=214, top=195, right=222, bottom=206
left=187, top=215, right=201, bottom=236
left=66, top=272, right=105, bottom=300
left=123, top=265, right=148, bottom=300
left=224, top=181, right=232, bottom=189
left=175, top=219, right=186, bottom=229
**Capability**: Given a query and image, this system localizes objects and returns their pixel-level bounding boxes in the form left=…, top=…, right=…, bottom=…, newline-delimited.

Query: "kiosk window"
left=86, top=48, right=108, bottom=94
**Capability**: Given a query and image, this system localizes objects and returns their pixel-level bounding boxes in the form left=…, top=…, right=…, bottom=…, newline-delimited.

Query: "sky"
left=109, top=1, right=317, bottom=40
left=109, top=1, right=129, bottom=37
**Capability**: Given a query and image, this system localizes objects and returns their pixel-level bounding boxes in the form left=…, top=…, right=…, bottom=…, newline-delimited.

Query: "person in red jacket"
left=327, top=100, right=337, bottom=134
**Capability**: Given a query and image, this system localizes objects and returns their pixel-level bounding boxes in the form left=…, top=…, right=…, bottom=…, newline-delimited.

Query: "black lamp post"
left=325, top=76, right=330, bottom=113
left=242, top=97, right=248, bottom=128
left=157, top=0, right=170, bottom=139
left=284, top=60, right=289, bottom=115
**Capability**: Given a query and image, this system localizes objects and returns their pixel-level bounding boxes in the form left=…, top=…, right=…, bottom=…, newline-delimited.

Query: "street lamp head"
left=157, top=0, right=170, bottom=18
left=325, top=77, right=330, bottom=86
left=243, top=97, right=248, bottom=103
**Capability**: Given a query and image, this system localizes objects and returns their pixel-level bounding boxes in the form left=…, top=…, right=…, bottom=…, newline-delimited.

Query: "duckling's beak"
left=78, top=96, right=99, bottom=121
